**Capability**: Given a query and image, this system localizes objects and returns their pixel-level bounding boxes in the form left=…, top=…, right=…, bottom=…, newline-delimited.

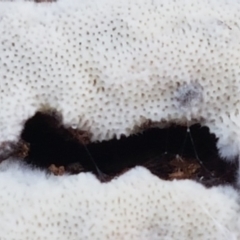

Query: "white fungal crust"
left=1, top=0, right=240, bottom=160
left=0, top=159, right=239, bottom=240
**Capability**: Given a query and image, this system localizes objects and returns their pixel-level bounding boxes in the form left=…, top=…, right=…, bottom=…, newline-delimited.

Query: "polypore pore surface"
left=0, top=159, right=239, bottom=240
left=1, top=0, right=240, bottom=160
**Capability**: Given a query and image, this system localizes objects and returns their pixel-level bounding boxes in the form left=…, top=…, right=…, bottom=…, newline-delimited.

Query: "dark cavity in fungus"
left=18, top=111, right=237, bottom=187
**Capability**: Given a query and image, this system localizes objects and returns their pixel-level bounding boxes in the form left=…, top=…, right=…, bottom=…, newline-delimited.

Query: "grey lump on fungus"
left=1, top=1, right=240, bottom=168
left=0, top=159, right=240, bottom=240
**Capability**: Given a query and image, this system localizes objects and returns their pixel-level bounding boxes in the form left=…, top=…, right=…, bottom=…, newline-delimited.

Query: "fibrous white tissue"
left=1, top=0, right=240, bottom=160
left=0, top=159, right=239, bottom=240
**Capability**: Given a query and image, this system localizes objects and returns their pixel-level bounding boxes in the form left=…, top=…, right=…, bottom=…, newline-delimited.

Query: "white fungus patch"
left=174, top=82, right=203, bottom=112
left=1, top=0, right=240, bottom=164
left=0, top=159, right=239, bottom=240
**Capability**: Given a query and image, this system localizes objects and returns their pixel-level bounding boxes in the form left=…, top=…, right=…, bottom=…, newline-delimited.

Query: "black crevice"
left=20, top=112, right=238, bottom=186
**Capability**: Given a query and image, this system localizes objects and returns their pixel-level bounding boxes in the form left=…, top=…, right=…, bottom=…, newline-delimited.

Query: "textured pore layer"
left=0, top=159, right=239, bottom=240
left=1, top=0, right=240, bottom=160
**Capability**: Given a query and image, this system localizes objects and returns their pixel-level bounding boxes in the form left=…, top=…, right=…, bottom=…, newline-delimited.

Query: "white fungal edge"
left=0, top=159, right=240, bottom=240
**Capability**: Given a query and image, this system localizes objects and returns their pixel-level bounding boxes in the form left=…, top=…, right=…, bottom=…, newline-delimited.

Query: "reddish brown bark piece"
left=48, top=164, right=65, bottom=176
left=67, top=128, right=91, bottom=145
left=168, top=156, right=200, bottom=180
left=15, top=141, right=30, bottom=159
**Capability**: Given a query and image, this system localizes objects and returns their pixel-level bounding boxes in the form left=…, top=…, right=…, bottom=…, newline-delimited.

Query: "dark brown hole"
left=19, top=112, right=238, bottom=186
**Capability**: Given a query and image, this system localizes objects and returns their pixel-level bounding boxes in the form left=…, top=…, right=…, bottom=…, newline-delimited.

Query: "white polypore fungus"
left=1, top=0, right=240, bottom=162
left=0, top=159, right=239, bottom=240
